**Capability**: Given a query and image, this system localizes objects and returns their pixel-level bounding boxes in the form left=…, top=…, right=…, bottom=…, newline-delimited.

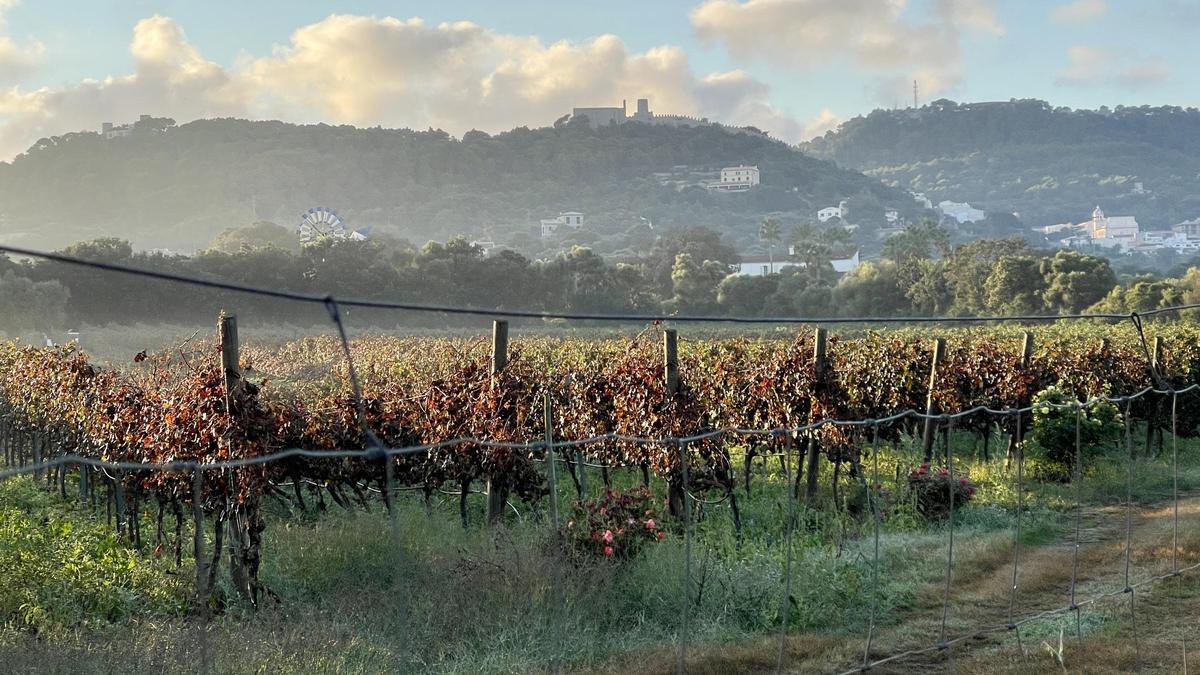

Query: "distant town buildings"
left=885, top=208, right=900, bottom=224
left=706, top=165, right=760, bottom=192
left=910, top=191, right=933, bottom=209
left=571, top=98, right=766, bottom=137
left=540, top=211, right=584, bottom=238
left=100, top=114, right=172, bottom=139
left=938, top=200, right=986, bottom=224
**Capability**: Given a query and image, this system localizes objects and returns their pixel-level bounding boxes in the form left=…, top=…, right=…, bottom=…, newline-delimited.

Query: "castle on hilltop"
left=571, top=98, right=766, bottom=137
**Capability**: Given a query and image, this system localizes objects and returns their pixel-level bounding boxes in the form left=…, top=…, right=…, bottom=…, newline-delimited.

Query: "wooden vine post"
left=219, top=314, right=241, bottom=410
left=921, top=337, right=946, bottom=463
left=664, top=329, right=687, bottom=518
left=486, top=320, right=509, bottom=524
left=664, top=329, right=680, bottom=396
left=802, top=327, right=827, bottom=505
left=544, top=392, right=559, bottom=534
left=1006, top=332, right=1034, bottom=466
left=1146, top=336, right=1165, bottom=455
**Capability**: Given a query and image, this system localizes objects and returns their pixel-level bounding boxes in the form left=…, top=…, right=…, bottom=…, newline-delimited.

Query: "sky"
left=0, top=0, right=1195, bottom=160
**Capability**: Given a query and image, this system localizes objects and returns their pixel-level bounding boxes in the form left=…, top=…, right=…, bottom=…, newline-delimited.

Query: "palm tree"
left=792, top=222, right=852, bottom=285
left=758, top=217, right=781, bottom=274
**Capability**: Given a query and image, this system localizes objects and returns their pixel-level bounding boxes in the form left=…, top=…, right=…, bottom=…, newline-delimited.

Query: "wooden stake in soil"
left=803, top=327, right=827, bottom=505
left=922, top=337, right=946, bottom=462
left=663, top=329, right=680, bottom=396
left=218, top=314, right=241, bottom=412
left=486, top=320, right=510, bottom=524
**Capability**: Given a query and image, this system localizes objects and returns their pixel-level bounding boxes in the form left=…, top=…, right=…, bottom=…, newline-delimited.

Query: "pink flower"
left=656, top=531, right=666, bottom=541
left=959, top=479, right=969, bottom=486
left=604, top=546, right=614, bottom=557
left=645, top=519, right=657, bottom=529
left=603, top=529, right=615, bottom=544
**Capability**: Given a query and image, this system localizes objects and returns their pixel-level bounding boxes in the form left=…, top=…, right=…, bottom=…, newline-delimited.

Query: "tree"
left=0, top=271, right=68, bottom=334
left=983, top=255, right=1045, bottom=314
left=717, top=274, right=778, bottom=316
left=646, top=226, right=737, bottom=295
left=1040, top=250, right=1117, bottom=314
left=758, top=217, right=781, bottom=274
left=832, top=260, right=909, bottom=317
left=663, top=253, right=727, bottom=314
left=882, top=220, right=950, bottom=264
left=944, top=238, right=1035, bottom=315
left=208, top=221, right=299, bottom=253
left=790, top=222, right=852, bottom=286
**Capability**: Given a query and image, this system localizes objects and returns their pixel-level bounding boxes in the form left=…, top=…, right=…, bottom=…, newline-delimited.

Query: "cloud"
left=690, top=0, right=1003, bottom=103
left=1051, top=0, right=1108, bottom=23
left=0, top=16, right=246, bottom=156
left=0, top=14, right=820, bottom=159
left=801, top=107, right=841, bottom=139
left=0, top=0, right=44, bottom=84
left=1055, top=46, right=1167, bottom=89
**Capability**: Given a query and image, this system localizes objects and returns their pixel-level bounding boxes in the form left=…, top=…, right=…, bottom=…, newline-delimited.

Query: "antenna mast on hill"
left=913, top=80, right=919, bottom=109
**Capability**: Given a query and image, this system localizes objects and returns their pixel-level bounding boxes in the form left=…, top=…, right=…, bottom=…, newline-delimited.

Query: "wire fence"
left=0, top=244, right=1197, bottom=673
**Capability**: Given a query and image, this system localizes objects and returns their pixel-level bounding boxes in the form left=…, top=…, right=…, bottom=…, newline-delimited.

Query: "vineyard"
left=2, top=312, right=1200, bottom=672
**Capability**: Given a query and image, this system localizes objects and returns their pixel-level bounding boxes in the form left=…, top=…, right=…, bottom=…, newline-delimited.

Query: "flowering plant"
left=906, top=463, right=976, bottom=519
left=564, top=486, right=667, bottom=560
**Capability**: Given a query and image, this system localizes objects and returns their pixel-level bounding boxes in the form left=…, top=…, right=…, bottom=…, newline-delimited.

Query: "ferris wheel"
left=298, top=207, right=347, bottom=243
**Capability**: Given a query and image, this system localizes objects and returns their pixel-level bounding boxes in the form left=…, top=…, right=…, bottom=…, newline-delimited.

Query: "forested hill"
left=0, top=116, right=913, bottom=253
left=801, top=99, right=1200, bottom=229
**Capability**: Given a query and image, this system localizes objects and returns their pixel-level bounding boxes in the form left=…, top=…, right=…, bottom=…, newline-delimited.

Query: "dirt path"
left=584, top=496, right=1200, bottom=675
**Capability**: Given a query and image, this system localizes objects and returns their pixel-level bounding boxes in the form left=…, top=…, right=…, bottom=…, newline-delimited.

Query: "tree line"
left=1, top=221, right=1198, bottom=334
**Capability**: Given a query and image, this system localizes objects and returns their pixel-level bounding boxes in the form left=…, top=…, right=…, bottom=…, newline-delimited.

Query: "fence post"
left=803, top=327, right=827, bottom=505
left=1005, top=332, right=1035, bottom=468
left=491, top=319, right=509, bottom=376
left=487, top=320, right=509, bottom=524
left=1146, top=336, right=1165, bottom=456
left=218, top=314, right=240, bottom=412
left=922, top=337, right=946, bottom=463
left=544, top=392, right=559, bottom=533
left=664, top=329, right=680, bottom=395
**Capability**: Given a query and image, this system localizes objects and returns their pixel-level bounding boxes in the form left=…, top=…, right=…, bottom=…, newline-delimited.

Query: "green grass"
left=1, top=427, right=1198, bottom=673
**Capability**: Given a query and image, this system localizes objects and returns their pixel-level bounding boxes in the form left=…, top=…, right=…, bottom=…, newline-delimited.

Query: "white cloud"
left=1051, top=0, right=1108, bottom=24
left=801, top=107, right=841, bottom=139
left=1056, top=46, right=1167, bottom=89
left=0, top=14, right=823, bottom=159
left=0, top=0, right=43, bottom=84
left=690, top=0, right=1003, bottom=103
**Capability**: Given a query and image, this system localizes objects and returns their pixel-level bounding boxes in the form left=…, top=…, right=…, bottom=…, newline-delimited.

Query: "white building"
left=539, top=211, right=585, bottom=238
left=707, top=165, right=760, bottom=192
left=938, top=200, right=986, bottom=224
left=885, top=208, right=900, bottom=224
left=1082, top=206, right=1138, bottom=249
left=911, top=191, right=933, bottom=209
left=101, top=114, right=153, bottom=139
left=817, top=200, right=849, bottom=223
left=1173, top=218, right=1200, bottom=237
left=733, top=249, right=860, bottom=277
left=1136, top=231, right=1200, bottom=253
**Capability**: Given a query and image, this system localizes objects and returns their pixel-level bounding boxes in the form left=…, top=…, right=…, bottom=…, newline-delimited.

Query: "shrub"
left=564, top=487, right=667, bottom=560
left=907, top=463, right=976, bottom=519
left=1025, top=384, right=1123, bottom=473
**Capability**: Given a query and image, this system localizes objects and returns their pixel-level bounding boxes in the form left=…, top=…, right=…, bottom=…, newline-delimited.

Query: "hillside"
left=801, top=99, right=1200, bottom=229
left=0, top=117, right=915, bottom=254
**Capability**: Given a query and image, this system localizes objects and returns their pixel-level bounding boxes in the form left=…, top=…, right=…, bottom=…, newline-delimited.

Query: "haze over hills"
left=801, top=99, right=1200, bottom=230
left=0, top=115, right=916, bottom=255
